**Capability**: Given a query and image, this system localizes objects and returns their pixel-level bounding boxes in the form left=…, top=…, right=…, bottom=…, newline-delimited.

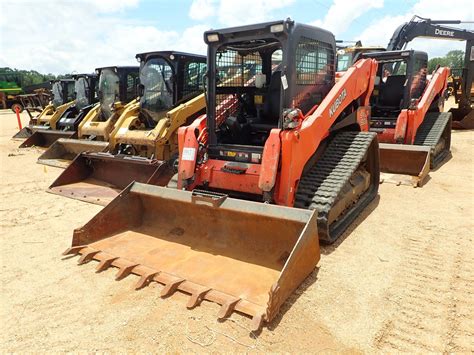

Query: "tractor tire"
left=11, top=103, right=24, bottom=113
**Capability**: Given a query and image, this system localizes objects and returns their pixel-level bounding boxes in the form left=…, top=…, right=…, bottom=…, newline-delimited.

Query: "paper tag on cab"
left=182, top=147, right=196, bottom=161
left=281, top=74, right=288, bottom=90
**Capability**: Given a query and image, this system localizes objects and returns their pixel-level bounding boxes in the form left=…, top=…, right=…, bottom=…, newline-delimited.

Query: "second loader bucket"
left=19, top=129, right=76, bottom=149
left=450, top=107, right=474, bottom=130
left=379, top=143, right=431, bottom=187
left=12, top=126, right=34, bottom=139
left=37, top=138, right=109, bottom=169
left=48, top=152, right=174, bottom=205
left=63, top=183, right=319, bottom=331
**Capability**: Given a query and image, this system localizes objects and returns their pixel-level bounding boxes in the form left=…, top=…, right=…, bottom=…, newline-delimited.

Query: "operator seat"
left=378, top=75, right=405, bottom=108
left=263, top=70, right=282, bottom=124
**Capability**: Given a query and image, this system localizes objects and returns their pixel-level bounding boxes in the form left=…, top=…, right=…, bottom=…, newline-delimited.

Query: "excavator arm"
left=388, top=16, right=474, bottom=112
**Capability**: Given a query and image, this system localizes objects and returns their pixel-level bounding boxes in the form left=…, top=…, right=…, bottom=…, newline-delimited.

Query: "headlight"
left=270, top=24, right=284, bottom=33
left=206, top=33, right=219, bottom=42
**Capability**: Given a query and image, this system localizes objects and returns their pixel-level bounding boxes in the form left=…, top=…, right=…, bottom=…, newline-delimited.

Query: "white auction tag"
left=118, top=127, right=128, bottom=135
left=281, top=74, right=288, bottom=90
left=182, top=147, right=196, bottom=161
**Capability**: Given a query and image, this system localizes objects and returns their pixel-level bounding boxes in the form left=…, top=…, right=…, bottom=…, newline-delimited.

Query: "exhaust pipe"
left=63, top=183, right=320, bottom=331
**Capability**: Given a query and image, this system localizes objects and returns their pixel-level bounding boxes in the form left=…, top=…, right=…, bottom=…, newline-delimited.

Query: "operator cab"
left=136, top=51, right=206, bottom=128
left=362, top=50, right=428, bottom=129
left=96, top=66, right=139, bottom=122
left=204, top=19, right=335, bottom=162
left=55, top=73, right=99, bottom=131
left=50, top=79, right=75, bottom=108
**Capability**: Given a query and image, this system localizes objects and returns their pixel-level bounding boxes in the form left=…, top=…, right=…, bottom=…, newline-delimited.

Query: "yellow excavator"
left=13, top=79, right=75, bottom=139
left=37, top=66, right=139, bottom=167
left=48, top=51, right=207, bottom=205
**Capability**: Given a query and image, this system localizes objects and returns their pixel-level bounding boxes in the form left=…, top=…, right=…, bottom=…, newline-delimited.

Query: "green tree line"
left=0, top=67, right=70, bottom=88
left=427, top=50, right=464, bottom=73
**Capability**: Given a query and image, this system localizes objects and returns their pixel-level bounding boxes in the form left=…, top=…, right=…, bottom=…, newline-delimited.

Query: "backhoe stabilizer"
left=48, top=152, right=174, bottom=205
left=63, top=182, right=320, bottom=331
left=19, top=129, right=77, bottom=149
left=379, top=143, right=431, bottom=187
left=37, top=138, right=110, bottom=168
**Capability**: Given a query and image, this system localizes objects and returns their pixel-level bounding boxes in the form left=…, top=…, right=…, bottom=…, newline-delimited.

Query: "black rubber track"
left=414, top=112, right=452, bottom=169
left=294, top=131, right=380, bottom=244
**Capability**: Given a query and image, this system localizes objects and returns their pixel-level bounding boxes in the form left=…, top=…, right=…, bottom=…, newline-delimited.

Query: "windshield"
left=140, top=57, right=173, bottom=122
left=99, top=69, right=120, bottom=120
left=337, top=53, right=353, bottom=72
left=51, top=82, right=63, bottom=107
left=74, top=77, right=90, bottom=109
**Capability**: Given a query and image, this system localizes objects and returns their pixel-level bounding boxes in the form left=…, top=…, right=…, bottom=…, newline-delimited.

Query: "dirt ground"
left=1, top=101, right=473, bottom=353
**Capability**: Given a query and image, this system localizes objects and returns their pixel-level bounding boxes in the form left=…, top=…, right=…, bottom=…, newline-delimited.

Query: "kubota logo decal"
left=329, top=89, right=347, bottom=117
left=435, top=29, right=454, bottom=37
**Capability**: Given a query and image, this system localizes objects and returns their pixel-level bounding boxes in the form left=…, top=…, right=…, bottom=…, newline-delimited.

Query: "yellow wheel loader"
left=13, top=79, right=75, bottom=139
left=63, top=20, right=381, bottom=330
left=37, top=66, right=139, bottom=167
left=48, top=51, right=207, bottom=205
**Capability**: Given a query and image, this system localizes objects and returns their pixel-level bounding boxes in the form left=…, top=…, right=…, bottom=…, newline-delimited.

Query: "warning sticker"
left=182, top=147, right=196, bottom=161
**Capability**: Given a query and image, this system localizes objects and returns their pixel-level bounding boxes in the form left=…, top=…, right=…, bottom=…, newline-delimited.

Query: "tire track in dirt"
left=374, top=227, right=474, bottom=352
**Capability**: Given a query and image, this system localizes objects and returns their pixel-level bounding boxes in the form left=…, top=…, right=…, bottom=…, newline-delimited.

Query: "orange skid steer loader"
left=362, top=50, right=451, bottom=186
left=37, top=66, right=140, bottom=168
left=49, top=51, right=207, bottom=205
left=63, top=20, right=380, bottom=330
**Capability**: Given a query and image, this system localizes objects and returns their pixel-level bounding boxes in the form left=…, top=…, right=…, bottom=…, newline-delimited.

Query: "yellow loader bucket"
left=48, top=153, right=174, bottom=206
left=19, top=129, right=76, bottom=149
left=37, top=138, right=109, bottom=168
left=63, top=183, right=319, bottom=331
left=379, top=143, right=431, bottom=187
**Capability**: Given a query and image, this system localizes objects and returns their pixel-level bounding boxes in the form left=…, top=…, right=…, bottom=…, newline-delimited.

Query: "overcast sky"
left=1, top=0, right=473, bottom=74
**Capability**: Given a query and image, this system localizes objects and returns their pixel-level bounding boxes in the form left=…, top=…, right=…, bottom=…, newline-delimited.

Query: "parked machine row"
left=13, top=16, right=472, bottom=331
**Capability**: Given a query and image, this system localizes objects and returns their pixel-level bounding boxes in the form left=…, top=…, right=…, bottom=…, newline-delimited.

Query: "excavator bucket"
left=450, top=108, right=474, bottom=130
left=48, top=153, right=174, bottom=206
left=63, top=183, right=319, bottom=331
left=19, top=129, right=76, bottom=149
left=379, top=143, right=431, bottom=187
left=37, top=138, right=109, bottom=169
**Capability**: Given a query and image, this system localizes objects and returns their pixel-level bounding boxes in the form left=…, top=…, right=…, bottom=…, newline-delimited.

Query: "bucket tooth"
left=217, top=298, right=241, bottom=319
left=135, top=272, right=159, bottom=290
left=115, top=264, right=138, bottom=281
left=63, top=245, right=86, bottom=256
left=187, top=287, right=211, bottom=309
left=77, top=250, right=100, bottom=265
left=251, top=314, right=264, bottom=332
left=160, top=278, right=185, bottom=298
left=95, top=257, right=118, bottom=273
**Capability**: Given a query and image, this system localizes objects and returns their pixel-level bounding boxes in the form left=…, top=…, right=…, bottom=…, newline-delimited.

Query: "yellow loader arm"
left=109, top=93, right=205, bottom=160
